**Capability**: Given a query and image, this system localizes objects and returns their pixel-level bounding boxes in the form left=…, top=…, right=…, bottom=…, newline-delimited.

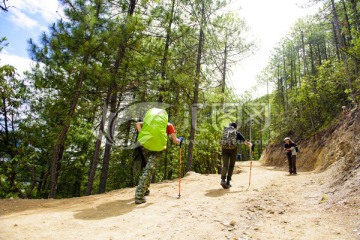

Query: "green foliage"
left=257, top=0, right=360, bottom=144
left=0, top=0, right=254, bottom=199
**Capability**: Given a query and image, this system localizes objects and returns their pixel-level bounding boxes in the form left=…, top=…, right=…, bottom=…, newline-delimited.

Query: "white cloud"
left=24, top=0, right=62, bottom=23
left=6, top=0, right=62, bottom=30
left=9, top=8, right=39, bottom=29
left=0, top=52, right=34, bottom=75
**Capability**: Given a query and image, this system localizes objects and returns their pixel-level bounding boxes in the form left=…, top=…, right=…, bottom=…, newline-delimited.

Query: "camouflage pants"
left=135, top=147, right=163, bottom=200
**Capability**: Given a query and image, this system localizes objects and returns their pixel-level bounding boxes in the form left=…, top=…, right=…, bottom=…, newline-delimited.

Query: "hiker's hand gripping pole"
left=178, top=137, right=184, bottom=198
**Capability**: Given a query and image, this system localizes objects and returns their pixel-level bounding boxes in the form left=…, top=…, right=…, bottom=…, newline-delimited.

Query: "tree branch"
left=0, top=0, right=12, bottom=12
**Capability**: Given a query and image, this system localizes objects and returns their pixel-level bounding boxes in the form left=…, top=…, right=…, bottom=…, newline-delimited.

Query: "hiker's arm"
left=238, top=133, right=251, bottom=147
left=135, top=122, right=143, bottom=132
left=170, top=133, right=181, bottom=144
left=290, top=143, right=296, bottom=151
left=285, top=147, right=292, bottom=152
left=243, top=140, right=252, bottom=147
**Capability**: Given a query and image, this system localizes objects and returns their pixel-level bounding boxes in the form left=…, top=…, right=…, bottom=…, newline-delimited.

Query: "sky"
left=0, top=0, right=61, bottom=69
left=227, top=0, right=320, bottom=96
left=0, top=0, right=320, bottom=97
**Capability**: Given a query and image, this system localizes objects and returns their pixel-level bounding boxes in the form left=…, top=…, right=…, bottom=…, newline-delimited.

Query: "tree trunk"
left=309, top=41, right=316, bottom=75
left=85, top=99, right=109, bottom=195
left=2, top=95, right=9, bottom=148
left=283, top=47, right=288, bottom=113
left=331, top=21, right=341, bottom=62
left=341, top=0, right=352, bottom=45
left=218, top=32, right=228, bottom=174
left=221, top=33, right=228, bottom=107
left=97, top=0, right=137, bottom=193
left=1, top=94, right=15, bottom=193
left=350, top=0, right=360, bottom=32
left=290, top=58, right=294, bottom=89
left=300, top=29, right=308, bottom=75
left=158, top=0, right=176, bottom=103
left=266, top=77, right=271, bottom=141
left=158, top=0, right=176, bottom=179
left=277, top=64, right=284, bottom=116
left=343, top=0, right=359, bottom=81
left=187, top=1, right=205, bottom=173
left=48, top=62, right=88, bottom=198
left=73, top=166, right=83, bottom=197
left=324, top=42, right=328, bottom=61
left=98, top=91, right=119, bottom=193
left=317, top=43, right=322, bottom=66
left=331, top=0, right=353, bottom=99
left=297, top=48, right=302, bottom=87
left=48, top=0, right=105, bottom=198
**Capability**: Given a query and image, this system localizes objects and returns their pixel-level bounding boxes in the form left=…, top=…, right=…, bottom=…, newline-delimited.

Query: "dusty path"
left=1, top=161, right=359, bottom=240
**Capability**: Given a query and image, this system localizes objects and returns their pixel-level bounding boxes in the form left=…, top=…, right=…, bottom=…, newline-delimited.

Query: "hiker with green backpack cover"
left=135, top=108, right=183, bottom=204
left=220, top=122, right=252, bottom=189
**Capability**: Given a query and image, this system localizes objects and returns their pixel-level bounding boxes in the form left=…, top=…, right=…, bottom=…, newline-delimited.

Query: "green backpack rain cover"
left=137, top=108, right=168, bottom=151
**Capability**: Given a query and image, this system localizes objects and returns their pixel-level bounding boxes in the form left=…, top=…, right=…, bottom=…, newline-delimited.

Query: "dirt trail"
left=1, top=161, right=359, bottom=240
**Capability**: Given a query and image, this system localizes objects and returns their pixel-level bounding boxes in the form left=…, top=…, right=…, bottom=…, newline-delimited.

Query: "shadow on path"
left=73, top=198, right=152, bottom=220
left=205, top=188, right=244, bottom=197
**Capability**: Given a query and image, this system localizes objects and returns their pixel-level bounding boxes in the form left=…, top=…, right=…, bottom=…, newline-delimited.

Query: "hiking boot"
left=145, top=189, right=150, bottom=196
left=135, top=197, right=146, bottom=204
left=221, top=180, right=229, bottom=189
left=226, top=181, right=232, bottom=188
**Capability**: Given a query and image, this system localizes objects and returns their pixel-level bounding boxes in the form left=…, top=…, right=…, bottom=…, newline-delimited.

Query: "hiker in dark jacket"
left=251, top=141, right=255, bottom=159
left=284, top=137, right=297, bottom=175
left=221, top=122, right=252, bottom=189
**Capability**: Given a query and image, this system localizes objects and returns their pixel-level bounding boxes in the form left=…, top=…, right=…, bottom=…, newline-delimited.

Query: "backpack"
left=137, top=108, right=168, bottom=151
left=220, top=126, right=237, bottom=149
left=295, top=146, right=299, bottom=152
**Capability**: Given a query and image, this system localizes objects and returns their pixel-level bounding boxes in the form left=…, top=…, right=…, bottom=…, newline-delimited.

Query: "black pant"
left=221, top=148, right=237, bottom=181
left=287, top=154, right=297, bottom=174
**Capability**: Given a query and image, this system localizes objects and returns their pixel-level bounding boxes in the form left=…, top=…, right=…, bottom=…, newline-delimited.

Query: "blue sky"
left=0, top=0, right=61, bottom=73
left=0, top=0, right=319, bottom=96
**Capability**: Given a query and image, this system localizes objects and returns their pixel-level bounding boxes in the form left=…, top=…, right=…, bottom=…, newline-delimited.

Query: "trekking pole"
left=247, top=120, right=253, bottom=190
left=248, top=151, right=253, bottom=190
left=178, top=137, right=184, bottom=198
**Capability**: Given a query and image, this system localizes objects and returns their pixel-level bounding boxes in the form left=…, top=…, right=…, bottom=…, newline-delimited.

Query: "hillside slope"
left=260, top=108, right=360, bottom=211
left=0, top=161, right=359, bottom=240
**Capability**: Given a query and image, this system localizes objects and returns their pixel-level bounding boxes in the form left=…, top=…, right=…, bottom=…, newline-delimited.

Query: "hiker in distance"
left=251, top=141, right=255, bottom=159
left=284, top=137, right=298, bottom=175
left=220, top=122, right=252, bottom=189
left=135, top=108, right=183, bottom=204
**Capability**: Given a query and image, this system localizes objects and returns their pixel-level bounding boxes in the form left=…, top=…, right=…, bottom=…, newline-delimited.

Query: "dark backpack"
left=133, top=146, right=146, bottom=173
left=220, top=126, right=237, bottom=149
